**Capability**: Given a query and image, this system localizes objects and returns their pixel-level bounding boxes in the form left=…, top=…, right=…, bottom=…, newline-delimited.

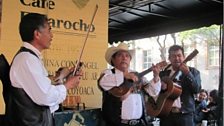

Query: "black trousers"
left=160, top=112, right=194, bottom=126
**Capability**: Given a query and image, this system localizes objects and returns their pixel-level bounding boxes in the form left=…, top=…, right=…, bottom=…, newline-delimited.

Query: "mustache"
left=173, top=62, right=181, bottom=66
left=120, top=61, right=128, bottom=65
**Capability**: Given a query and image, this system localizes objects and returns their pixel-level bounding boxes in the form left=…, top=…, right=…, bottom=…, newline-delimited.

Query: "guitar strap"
left=164, top=64, right=172, bottom=71
left=111, top=68, right=115, bottom=74
left=17, top=46, right=38, bottom=58
left=161, top=64, right=182, bottom=84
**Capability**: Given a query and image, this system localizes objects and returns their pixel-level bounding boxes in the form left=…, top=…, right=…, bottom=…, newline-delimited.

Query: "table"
left=54, top=108, right=105, bottom=126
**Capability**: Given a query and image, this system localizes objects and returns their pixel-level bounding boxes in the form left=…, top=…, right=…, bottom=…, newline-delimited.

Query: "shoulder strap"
left=111, top=68, right=115, bottom=74
left=164, top=64, right=172, bottom=71
left=17, top=47, right=38, bottom=58
left=11, top=47, right=39, bottom=66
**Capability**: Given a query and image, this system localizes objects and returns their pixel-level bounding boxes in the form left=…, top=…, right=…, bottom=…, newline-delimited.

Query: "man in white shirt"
left=7, top=13, right=82, bottom=126
left=98, top=43, right=161, bottom=126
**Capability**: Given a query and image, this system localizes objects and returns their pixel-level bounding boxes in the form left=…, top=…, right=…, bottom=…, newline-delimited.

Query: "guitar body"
left=146, top=49, right=198, bottom=117
left=108, top=61, right=168, bottom=98
left=109, top=84, right=133, bottom=98
left=145, top=76, right=182, bottom=117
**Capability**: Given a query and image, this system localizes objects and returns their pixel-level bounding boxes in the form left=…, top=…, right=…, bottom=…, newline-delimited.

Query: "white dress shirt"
left=168, top=67, right=182, bottom=108
left=99, top=68, right=161, bottom=120
left=10, top=42, right=67, bottom=113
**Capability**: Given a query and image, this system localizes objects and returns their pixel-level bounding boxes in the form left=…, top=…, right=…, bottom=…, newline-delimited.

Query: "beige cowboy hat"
left=105, top=43, right=131, bottom=66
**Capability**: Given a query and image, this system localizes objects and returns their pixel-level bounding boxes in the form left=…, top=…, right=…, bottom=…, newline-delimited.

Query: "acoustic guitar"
left=109, top=61, right=168, bottom=98
left=145, top=49, right=199, bottom=117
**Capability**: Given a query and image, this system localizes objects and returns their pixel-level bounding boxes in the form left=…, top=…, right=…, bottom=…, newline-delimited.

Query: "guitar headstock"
left=156, top=61, right=168, bottom=69
left=184, top=49, right=199, bottom=63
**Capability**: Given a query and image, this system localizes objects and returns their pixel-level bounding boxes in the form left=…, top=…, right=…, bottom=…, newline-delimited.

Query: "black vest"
left=6, top=47, right=53, bottom=126
left=99, top=69, right=150, bottom=125
left=100, top=69, right=122, bottom=124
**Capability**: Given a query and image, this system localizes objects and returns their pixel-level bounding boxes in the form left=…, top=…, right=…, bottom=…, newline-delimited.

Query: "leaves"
left=178, top=25, right=220, bottom=45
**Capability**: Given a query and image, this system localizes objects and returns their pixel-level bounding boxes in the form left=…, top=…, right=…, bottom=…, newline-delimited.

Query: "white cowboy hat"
left=105, top=43, right=131, bottom=66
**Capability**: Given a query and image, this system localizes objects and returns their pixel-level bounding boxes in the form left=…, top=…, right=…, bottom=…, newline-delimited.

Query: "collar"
left=167, top=65, right=182, bottom=79
left=114, top=68, right=135, bottom=73
left=23, top=42, right=42, bottom=59
left=167, top=65, right=174, bottom=71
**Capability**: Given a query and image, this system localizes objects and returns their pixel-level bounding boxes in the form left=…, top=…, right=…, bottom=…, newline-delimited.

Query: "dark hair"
left=168, top=45, right=185, bottom=56
left=209, top=89, right=219, bottom=103
left=19, top=13, right=48, bottom=42
left=200, top=89, right=208, bottom=96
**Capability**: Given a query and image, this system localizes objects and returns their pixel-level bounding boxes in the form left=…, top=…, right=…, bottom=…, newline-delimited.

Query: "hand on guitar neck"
left=124, top=61, right=166, bottom=84
left=152, top=63, right=161, bottom=83
left=108, top=61, right=168, bottom=99
left=177, top=63, right=190, bottom=75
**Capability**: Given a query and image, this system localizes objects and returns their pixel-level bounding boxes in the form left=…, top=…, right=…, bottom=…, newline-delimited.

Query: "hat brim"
left=105, top=43, right=131, bottom=66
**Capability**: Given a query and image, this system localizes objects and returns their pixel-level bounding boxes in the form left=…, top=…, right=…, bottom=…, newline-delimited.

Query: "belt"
left=121, top=119, right=142, bottom=126
left=170, top=107, right=182, bottom=113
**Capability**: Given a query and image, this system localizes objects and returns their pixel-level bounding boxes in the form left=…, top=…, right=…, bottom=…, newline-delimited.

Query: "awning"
left=109, top=0, right=223, bottom=44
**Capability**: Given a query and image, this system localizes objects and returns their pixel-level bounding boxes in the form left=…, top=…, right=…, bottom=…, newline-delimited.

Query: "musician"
left=7, top=13, right=82, bottom=126
left=98, top=43, right=161, bottom=126
left=159, top=45, right=201, bottom=126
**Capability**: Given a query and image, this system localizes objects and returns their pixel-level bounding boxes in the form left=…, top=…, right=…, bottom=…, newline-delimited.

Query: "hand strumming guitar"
left=123, top=72, right=139, bottom=82
left=178, top=63, right=190, bottom=75
left=161, top=62, right=189, bottom=91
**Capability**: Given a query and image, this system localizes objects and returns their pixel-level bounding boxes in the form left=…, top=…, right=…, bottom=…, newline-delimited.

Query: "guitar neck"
left=138, top=61, right=168, bottom=78
left=138, top=67, right=153, bottom=78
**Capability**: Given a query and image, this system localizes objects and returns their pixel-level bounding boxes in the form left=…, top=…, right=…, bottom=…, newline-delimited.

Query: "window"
left=208, top=45, right=219, bottom=67
left=143, top=50, right=152, bottom=69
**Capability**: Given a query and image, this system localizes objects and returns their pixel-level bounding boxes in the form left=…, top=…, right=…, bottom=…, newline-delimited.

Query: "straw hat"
left=105, top=43, right=131, bottom=66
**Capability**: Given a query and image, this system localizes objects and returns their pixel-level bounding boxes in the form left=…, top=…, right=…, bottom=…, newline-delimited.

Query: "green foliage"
left=178, top=25, right=221, bottom=45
